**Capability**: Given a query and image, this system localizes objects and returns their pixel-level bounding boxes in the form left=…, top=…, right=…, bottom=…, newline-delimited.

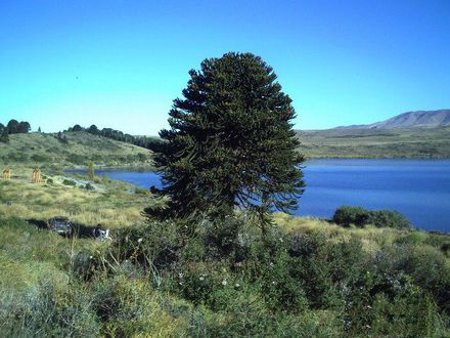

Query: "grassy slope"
left=0, top=131, right=153, bottom=167
left=0, top=168, right=165, bottom=229
left=298, top=126, right=450, bottom=159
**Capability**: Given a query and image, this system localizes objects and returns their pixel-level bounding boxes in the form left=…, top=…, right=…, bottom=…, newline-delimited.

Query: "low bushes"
left=333, top=205, right=412, bottom=229
left=2, top=212, right=449, bottom=336
left=62, top=179, right=77, bottom=186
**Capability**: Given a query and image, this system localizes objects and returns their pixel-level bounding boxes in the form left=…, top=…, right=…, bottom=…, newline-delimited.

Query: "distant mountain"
left=337, top=109, right=450, bottom=129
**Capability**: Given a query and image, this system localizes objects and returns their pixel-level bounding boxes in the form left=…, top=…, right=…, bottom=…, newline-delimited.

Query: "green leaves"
left=151, top=52, right=305, bottom=223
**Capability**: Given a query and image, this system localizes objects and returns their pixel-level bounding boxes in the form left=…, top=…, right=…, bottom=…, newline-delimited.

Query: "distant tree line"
left=0, top=119, right=31, bottom=143
left=65, top=124, right=164, bottom=151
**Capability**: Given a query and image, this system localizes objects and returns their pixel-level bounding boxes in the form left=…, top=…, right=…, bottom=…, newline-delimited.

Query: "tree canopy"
left=2, top=119, right=31, bottom=134
left=150, top=52, right=304, bottom=223
left=0, top=119, right=31, bottom=141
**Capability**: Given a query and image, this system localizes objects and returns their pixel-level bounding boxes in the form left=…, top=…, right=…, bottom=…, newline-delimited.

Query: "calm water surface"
left=89, top=160, right=450, bottom=232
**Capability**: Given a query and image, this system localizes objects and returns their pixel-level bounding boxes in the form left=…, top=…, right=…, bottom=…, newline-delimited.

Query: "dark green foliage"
left=333, top=205, right=412, bottom=229
left=4, top=119, right=31, bottom=134
left=342, top=271, right=444, bottom=337
left=368, top=209, right=412, bottom=229
left=258, top=247, right=309, bottom=312
left=111, top=221, right=181, bottom=271
left=0, top=119, right=31, bottom=142
left=395, top=245, right=450, bottom=315
left=151, top=52, right=304, bottom=222
left=71, top=124, right=83, bottom=132
left=285, top=232, right=341, bottom=309
left=88, top=124, right=99, bottom=135
left=62, top=179, right=76, bottom=186
left=67, top=124, right=157, bottom=150
left=332, top=206, right=370, bottom=227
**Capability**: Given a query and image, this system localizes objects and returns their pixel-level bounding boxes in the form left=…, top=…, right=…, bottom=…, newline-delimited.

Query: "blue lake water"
left=85, top=160, right=450, bottom=232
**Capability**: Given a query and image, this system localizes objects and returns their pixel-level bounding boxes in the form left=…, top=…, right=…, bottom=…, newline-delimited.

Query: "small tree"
left=72, top=124, right=83, bottom=132
left=88, top=125, right=99, bottom=135
left=149, top=52, right=304, bottom=229
left=6, top=119, right=19, bottom=134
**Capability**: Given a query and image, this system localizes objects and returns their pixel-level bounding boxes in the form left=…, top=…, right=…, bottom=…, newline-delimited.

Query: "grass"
left=298, top=126, right=450, bottom=158
left=1, top=157, right=449, bottom=336
left=0, top=167, right=164, bottom=229
left=0, top=131, right=153, bottom=167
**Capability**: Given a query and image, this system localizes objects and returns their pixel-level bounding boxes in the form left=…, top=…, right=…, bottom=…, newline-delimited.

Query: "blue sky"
left=1, top=0, right=449, bottom=135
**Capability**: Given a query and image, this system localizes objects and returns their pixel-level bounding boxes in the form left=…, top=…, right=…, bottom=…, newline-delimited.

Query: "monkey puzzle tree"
left=150, top=52, right=304, bottom=227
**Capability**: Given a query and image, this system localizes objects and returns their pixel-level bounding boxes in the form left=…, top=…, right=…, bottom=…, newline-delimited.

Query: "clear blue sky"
left=1, top=0, right=449, bottom=135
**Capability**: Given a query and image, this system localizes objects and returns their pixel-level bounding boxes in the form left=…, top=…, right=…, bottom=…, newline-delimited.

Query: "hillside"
left=0, top=131, right=153, bottom=167
left=337, top=109, right=450, bottom=129
left=299, top=126, right=450, bottom=159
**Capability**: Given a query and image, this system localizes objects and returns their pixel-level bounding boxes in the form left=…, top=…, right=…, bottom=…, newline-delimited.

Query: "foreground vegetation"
left=299, top=126, right=450, bottom=159
left=1, top=166, right=449, bottom=336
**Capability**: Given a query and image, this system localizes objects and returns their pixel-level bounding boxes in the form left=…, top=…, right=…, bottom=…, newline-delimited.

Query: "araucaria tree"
left=151, top=52, right=304, bottom=226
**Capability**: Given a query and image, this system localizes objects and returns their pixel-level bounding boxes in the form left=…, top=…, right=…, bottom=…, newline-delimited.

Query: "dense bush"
left=2, top=213, right=449, bottom=336
left=333, top=205, right=412, bottom=229
left=62, top=179, right=77, bottom=186
left=333, top=206, right=369, bottom=227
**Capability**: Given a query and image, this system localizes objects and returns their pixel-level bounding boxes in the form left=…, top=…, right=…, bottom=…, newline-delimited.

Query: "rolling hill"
left=0, top=131, right=153, bottom=167
left=298, top=126, right=450, bottom=159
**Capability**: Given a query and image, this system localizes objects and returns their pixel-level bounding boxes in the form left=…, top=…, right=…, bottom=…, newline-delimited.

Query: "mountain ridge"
left=336, top=109, right=450, bottom=129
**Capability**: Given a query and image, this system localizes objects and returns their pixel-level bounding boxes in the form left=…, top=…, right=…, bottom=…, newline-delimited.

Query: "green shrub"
left=368, top=209, right=412, bottom=229
left=175, top=262, right=220, bottom=306
left=397, top=245, right=450, bottom=315
left=258, top=248, right=308, bottom=312
left=112, top=221, right=180, bottom=271
left=72, top=247, right=110, bottom=281
left=333, top=206, right=412, bottom=229
left=342, top=271, right=445, bottom=337
left=203, top=216, right=244, bottom=259
left=329, top=237, right=367, bottom=286
left=62, top=179, right=76, bottom=186
left=287, top=233, right=341, bottom=309
left=332, top=206, right=369, bottom=227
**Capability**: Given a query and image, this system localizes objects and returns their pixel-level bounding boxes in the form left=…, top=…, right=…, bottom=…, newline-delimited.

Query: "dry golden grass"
left=274, top=212, right=410, bottom=254
left=0, top=166, right=153, bottom=229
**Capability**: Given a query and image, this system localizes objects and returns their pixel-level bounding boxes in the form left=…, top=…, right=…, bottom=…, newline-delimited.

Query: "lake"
left=85, top=160, right=450, bottom=232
